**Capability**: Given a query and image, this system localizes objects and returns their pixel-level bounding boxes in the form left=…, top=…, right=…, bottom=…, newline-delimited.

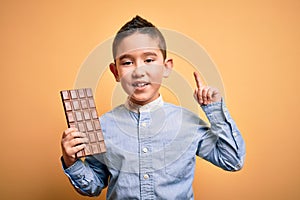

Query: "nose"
left=132, top=61, right=146, bottom=78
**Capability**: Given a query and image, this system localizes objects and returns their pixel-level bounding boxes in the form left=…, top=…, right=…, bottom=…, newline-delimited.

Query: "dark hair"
left=112, top=15, right=167, bottom=60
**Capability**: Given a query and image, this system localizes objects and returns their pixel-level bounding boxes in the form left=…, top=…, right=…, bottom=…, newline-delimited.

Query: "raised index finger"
left=193, top=71, right=202, bottom=89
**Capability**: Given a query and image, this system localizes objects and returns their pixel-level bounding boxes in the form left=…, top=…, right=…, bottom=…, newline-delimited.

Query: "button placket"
left=138, top=111, right=154, bottom=198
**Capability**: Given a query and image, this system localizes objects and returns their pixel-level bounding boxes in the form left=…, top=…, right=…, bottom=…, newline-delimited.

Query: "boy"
left=61, top=16, right=245, bottom=199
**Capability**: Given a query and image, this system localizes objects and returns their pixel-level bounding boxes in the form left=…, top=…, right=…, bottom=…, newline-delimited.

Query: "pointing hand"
left=193, top=71, right=222, bottom=106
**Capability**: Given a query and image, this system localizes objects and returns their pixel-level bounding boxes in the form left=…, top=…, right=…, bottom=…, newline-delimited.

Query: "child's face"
left=110, top=33, right=173, bottom=105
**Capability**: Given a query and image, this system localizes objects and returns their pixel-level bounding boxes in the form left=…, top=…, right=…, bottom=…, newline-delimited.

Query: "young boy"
left=61, top=16, right=245, bottom=199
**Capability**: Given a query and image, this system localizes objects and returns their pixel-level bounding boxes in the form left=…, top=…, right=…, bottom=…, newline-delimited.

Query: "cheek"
left=118, top=68, right=132, bottom=80
left=118, top=70, right=133, bottom=94
left=148, top=67, right=164, bottom=82
left=152, top=75, right=163, bottom=85
left=120, top=79, right=133, bottom=96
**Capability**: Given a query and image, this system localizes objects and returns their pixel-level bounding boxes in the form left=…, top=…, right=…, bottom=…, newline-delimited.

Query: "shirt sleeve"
left=61, top=155, right=109, bottom=196
left=196, top=99, right=246, bottom=171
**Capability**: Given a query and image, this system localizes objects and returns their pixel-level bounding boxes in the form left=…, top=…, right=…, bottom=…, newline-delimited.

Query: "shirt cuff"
left=60, top=157, right=87, bottom=183
left=60, top=157, right=83, bottom=172
left=62, top=157, right=92, bottom=191
left=201, top=99, right=228, bottom=124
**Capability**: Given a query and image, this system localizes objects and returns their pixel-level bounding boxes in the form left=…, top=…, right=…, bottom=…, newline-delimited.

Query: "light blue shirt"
left=62, top=96, right=245, bottom=199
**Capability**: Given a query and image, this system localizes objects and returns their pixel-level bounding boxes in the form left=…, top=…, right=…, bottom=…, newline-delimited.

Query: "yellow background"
left=1, top=0, right=299, bottom=199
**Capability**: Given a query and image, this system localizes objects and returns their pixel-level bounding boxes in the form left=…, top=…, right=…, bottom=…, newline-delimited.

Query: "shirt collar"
left=125, top=95, right=164, bottom=113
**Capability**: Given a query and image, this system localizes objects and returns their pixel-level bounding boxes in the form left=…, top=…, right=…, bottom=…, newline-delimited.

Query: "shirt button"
left=142, top=147, right=148, bottom=153
left=143, top=174, right=149, bottom=179
left=233, top=132, right=238, bottom=137
left=141, top=122, right=147, bottom=127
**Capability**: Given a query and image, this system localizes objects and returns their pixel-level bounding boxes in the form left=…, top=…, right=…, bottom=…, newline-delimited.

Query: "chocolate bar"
left=60, top=88, right=106, bottom=157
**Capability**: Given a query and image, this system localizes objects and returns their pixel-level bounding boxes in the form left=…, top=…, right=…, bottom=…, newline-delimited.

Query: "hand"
left=61, top=128, right=88, bottom=168
left=193, top=71, right=222, bottom=106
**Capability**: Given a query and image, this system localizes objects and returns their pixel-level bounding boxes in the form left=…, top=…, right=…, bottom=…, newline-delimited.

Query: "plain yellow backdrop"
left=1, top=0, right=299, bottom=200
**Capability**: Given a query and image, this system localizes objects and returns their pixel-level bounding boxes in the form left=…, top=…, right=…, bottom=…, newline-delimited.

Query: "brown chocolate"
left=60, top=88, right=106, bottom=157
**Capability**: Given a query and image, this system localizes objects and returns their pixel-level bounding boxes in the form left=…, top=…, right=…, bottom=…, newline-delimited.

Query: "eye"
left=145, top=58, right=154, bottom=63
left=121, top=61, right=133, bottom=66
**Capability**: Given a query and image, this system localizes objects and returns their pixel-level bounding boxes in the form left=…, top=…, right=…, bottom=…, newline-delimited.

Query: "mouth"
left=132, top=82, right=150, bottom=88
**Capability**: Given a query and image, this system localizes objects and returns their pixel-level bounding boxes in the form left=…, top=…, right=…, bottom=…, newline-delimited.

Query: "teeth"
left=133, top=83, right=148, bottom=87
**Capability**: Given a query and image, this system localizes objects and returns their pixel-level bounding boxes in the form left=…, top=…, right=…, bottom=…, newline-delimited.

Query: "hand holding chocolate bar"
left=61, top=127, right=87, bottom=167
left=60, top=88, right=106, bottom=167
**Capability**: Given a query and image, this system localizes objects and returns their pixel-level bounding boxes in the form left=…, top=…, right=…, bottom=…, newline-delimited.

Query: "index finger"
left=193, top=71, right=202, bottom=89
left=63, top=127, right=78, bottom=137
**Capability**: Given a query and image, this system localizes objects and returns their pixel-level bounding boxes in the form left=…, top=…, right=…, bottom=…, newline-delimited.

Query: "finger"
left=193, top=71, right=202, bottom=89
left=194, top=88, right=202, bottom=104
left=64, top=131, right=86, bottom=141
left=74, top=143, right=86, bottom=153
left=64, top=143, right=86, bottom=158
left=63, top=135, right=88, bottom=150
left=71, top=131, right=87, bottom=139
left=196, top=88, right=204, bottom=104
left=202, top=86, right=209, bottom=105
left=193, top=89, right=197, bottom=101
left=62, top=132, right=87, bottom=150
left=211, top=88, right=222, bottom=103
left=70, top=137, right=89, bottom=147
left=207, top=88, right=213, bottom=103
left=63, top=128, right=78, bottom=138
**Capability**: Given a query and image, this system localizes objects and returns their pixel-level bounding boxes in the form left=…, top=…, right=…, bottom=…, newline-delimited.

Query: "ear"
left=109, top=63, right=120, bottom=82
left=163, top=58, right=173, bottom=78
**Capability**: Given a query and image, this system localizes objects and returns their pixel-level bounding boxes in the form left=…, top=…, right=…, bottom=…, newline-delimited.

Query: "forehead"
left=115, top=33, right=160, bottom=59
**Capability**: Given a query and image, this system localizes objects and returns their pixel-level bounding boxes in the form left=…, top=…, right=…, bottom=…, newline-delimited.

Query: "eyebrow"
left=117, top=51, right=158, bottom=61
left=143, top=51, right=158, bottom=57
left=118, top=54, right=133, bottom=61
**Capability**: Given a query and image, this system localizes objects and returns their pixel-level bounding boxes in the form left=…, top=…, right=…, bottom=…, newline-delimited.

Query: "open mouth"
left=132, top=82, right=150, bottom=88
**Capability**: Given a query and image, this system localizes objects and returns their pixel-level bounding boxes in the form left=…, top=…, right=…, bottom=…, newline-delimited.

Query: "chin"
left=130, top=95, right=152, bottom=105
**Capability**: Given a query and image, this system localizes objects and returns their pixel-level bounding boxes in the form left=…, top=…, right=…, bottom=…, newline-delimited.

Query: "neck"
left=125, top=95, right=163, bottom=113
